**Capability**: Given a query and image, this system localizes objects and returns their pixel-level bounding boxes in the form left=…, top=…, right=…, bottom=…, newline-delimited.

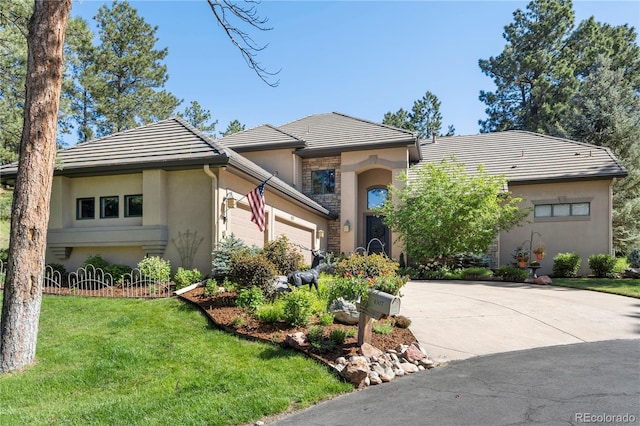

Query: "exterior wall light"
left=224, top=192, right=236, bottom=209
left=343, top=220, right=351, bottom=233
left=317, top=229, right=325, bottom=239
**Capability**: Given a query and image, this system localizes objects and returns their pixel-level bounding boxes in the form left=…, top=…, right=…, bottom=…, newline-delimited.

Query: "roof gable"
left=417, top=131, right=627, bottom=183
left=218, top=124, right=306, bottom=152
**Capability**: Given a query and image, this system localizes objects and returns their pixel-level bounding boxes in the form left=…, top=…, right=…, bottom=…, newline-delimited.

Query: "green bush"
left=461, top=267, right=493, bottom=280
left=588, top=254, right=617, bottom=278
left=0, top=193, right=12, bottom=220
left=230, top=252, right=277, bottom=297
left=138, top=256, right=171, bottom=282
left=203, top=279, right=219, bottom=297
left=174, top=267, right=203, bottom=290
left=327, top=275, right=369, bottom=303
left=307, top=325, right=324, bottom=344
left=211, top=234, right=247, bottom=279
left=236, top=286, right=264, bottom=313
left=255, top=303, right=284, bottom=323
left=262, top=235, right=304, bottom=276
left=47, top=263, right=67, bottom=276
left=318, top=312, right=334, bottom=326
left=552, top=252, right=581, bottom=278
left=0, top=248, right=8, bottom=263
left=105, top=264, right=132, bottom=283
left=627, top=248, right=640, bottom=268
left=334, top=252, right=398, bottom=279
left=84, top=254, right=110, bottom=270
left=372, top=320, right=393, bottom=335
left=328, top=328, right=348, bottom=345
left=282, top=289, right=315, bottom=327
left=495, top=265, right=529, bottom=282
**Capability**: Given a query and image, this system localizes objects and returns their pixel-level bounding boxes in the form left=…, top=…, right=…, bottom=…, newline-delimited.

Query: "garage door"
left=274, top=218, right=314, bottom=264
left=226, top=205, right=265, bottom=248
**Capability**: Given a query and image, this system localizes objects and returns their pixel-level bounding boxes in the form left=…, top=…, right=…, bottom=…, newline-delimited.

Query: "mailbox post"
left=357, top=290, right=401, bottom=345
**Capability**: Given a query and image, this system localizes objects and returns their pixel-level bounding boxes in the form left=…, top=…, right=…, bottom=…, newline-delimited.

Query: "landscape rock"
left=403, top=344, right=426, bottom=362
left=342, top=357, right=370, bottom=388
left=329, top=298, right=360, bottom=325
left=623, top=268, right=640, bottom=279
left=369, top=372, right=382, bottom=385
left=418, top=358, right=435, bottom=369
left=535, top=275, right=553, bottom=285
left=412, top=341, right=429, bottom=357
left=284, top=332, right=306, bottom=349
left=399, top=362, right=419, bottom=373
left=273, top=276, right=290, bottom=294
left=359, top=342, right=384, bottom=358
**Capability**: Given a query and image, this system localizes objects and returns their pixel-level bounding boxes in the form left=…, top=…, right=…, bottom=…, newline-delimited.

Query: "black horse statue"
left=287, top=250, right=325, bottom=293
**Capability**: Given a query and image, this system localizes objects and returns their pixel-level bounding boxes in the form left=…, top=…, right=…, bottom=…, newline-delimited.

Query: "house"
left=0, top=113, right=627, bottom=277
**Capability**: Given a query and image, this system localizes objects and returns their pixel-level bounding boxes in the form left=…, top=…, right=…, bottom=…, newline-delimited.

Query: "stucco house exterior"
left=0, top=112, right=627, bottom=277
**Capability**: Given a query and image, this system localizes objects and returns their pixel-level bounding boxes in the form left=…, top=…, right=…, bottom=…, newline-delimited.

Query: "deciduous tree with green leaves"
left=377, top=158, right=529, bottom=262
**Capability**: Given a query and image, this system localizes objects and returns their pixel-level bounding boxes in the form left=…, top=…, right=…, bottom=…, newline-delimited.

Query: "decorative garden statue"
left=287, top=249, right=325, bottom=293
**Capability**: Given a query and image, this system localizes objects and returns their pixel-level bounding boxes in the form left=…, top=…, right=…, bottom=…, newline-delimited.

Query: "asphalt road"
left=273, top=339, right=640, bottom=426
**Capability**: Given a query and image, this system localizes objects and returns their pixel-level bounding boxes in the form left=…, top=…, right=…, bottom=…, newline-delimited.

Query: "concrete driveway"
left=401, top=280, right=640, bottom=362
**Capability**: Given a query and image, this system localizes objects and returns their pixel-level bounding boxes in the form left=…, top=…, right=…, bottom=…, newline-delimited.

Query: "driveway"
left=400, top=280, right=640, bottom=362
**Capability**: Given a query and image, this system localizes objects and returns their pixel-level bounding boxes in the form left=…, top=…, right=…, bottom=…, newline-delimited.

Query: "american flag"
left=247, top=183, right=266, bottom=232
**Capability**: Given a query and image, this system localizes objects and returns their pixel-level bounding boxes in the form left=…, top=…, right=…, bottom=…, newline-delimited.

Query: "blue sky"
left=70, top=0, right=640, bottom=138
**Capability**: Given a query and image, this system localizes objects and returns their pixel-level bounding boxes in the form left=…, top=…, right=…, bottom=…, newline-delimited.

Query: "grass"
left=552, top=277, right=640, bottom=298
left=0, top=219, right=9, bottom=250
left=0, top=294, right=352, bottom=425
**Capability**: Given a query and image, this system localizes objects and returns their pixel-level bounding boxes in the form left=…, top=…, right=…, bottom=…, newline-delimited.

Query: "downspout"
left=204, top=165, right=219, bottom=264
left=609, top=178, right=615, bottom=255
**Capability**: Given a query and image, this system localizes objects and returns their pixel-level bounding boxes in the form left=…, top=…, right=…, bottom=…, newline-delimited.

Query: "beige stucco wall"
left=500, top=179, right=614, bottom=276
left=340, top=148, right=409, bottom=260
left=241, top=149, right=302, bottom=189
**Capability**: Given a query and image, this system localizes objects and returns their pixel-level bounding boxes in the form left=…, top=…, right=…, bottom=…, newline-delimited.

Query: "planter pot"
left=535, top=253, right=545, bottom=260
left=517, top=261, right=527, bottom=268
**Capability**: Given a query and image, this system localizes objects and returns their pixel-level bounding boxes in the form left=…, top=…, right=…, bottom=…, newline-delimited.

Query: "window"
left=534, top=202, right=591, bottom=218
left=367, top=188, right=388, bottom=210
left=124, top=194, right=143, bottom=217
left=100, top=196, right=119, bottom=219
left=311, top=169, right=335, bottom=194
left=76, top=198, right=95, bottom=220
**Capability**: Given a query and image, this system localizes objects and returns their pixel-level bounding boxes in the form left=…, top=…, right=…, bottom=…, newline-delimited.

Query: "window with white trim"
left=534, top=202, right=590, bottom=218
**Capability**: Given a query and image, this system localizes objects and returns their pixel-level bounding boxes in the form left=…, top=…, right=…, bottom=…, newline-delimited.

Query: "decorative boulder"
left=273, top=275, right=290, bottom=294
left=623, top=268, right=640, bottom=279
left=535, top=275, right=553, bottom=285
left=329, top=298, right=360, bottom=325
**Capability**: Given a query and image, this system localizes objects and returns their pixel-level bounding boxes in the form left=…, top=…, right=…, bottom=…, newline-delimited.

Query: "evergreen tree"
left=178, top=101, right=218, bottom=136
left=383, top=91, right=454, bottom=138
left=220, top=119, right=246, bottom=137
left=90, top=0, right=180, bottom=136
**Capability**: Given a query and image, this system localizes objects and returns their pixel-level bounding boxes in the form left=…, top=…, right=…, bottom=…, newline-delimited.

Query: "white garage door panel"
left=274, top=219, right=313, bottom=264
left=227, top=206, right=264, bottom=248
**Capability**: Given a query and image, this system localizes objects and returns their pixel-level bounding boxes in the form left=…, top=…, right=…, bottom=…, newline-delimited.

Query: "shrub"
left=461, top=267, right=493, bottom=280
left=83, top=254, right=110, bottom=270
left=318, top=312, right=334, bottom=326
left=588, top=254, right=617, bottom=278
left=0, top=192, right=12, bottom=220
left=372, top=320, right=393, bottom=335
left=203, top=279, right=219, bottom=297
left=627, top=248, right=640, bottom=268
left=327, top=274, right=369, bottom=303
left=334, top=252, right=398, bottom=279
left=174, top=267, right=203, bottom=290
left=137, top=256, right=171, bottom=282
left=236, top=286, right=264, bottom=313
left=328, top=328, right=348, bottom=345
left=307, top=325, right=324, bottom=344
left=552, top=253, right=581, bottom=278
left=232, top=316, right=244, bottom=326
left=105, top=264, right=132, bottom=283
left=256, top=303, right=284, bottom=323
left=230, top=252, right=277, bottom=296
left=282, top=289, right=315, bottom=326
left=47, top=263, right=67, bottom=276
left=394, top=315, right=412, bottom=329
left=262, top=235, right=304, bottom=275
left=495, top=265, right=529, bottom=282
left=211, top=234, right=247, bottom=279
left=0, top=248, right=8, bottom=263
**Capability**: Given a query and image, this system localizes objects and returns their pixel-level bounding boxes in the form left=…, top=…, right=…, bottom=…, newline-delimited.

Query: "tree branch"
left=207, top=0, right=280, bottom=87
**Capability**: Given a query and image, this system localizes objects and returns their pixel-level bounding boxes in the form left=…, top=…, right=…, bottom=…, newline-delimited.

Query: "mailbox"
left=360, top=290, right=401, bottom=320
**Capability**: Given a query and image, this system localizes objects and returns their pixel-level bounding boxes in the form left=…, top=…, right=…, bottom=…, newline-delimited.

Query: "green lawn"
left=0, top=219, right=9, bottom=250
left=0, top=295, right=351, bottom=425
left=552, top=277, right=640, bottom=298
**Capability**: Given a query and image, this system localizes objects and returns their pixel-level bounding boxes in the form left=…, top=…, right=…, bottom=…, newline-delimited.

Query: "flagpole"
left=234, top=171, right=278, bottom=205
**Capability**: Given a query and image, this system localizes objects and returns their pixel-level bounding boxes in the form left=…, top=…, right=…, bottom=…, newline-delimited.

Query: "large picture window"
left=100, top=196, right=119, bottom=219
left=312, top=169, right=335, bottom=194
left=124, top=194, right=143, bottom=217
left=76, top=198, right=95, bottom=220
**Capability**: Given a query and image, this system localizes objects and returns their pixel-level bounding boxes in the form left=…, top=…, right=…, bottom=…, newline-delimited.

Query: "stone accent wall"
left=302, top=156, right=341, bottom=253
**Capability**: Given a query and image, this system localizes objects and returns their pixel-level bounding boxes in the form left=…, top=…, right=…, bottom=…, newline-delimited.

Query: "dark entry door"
left=365, top=215, right=389, bottom=255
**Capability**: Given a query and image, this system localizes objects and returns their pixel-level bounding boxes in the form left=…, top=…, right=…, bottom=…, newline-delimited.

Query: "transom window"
left=100, top=196, right=119, bottom=219
left=367, top=188, right=388, bottom=210
left=312, top=169, right=335, bottom=194
left=534, top=202, right=590, bottom=218
left=124, top=194, right=143, bottom=217
left=76, top=198, right=95, bottom=220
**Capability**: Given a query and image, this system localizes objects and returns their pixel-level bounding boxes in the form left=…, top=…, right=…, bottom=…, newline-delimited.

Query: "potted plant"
left=533, top=247, right=545, bottom=260
left=516, top=249, right=529, bottom=268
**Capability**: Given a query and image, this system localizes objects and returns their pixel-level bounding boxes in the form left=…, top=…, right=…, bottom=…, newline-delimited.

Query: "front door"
left=365, top=215, right=389, bottom=255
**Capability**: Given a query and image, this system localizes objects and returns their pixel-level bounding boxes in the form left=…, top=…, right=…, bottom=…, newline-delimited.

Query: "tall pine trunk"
left=0, top=0, right=71, bottom=373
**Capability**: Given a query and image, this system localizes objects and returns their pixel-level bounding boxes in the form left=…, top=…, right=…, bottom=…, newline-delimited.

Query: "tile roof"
left=217, top=124, right=306, bottom=152
left=273, top=112, right=420, bottom=160
left=416, top=131, right=627, bottom=184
